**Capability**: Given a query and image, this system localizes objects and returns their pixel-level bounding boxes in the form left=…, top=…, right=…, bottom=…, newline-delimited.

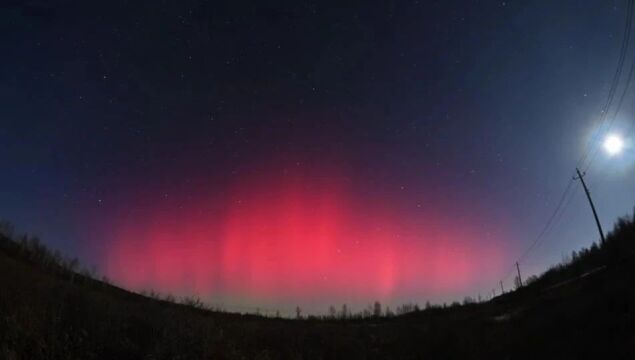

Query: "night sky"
left=2, top=1, right=634, bottom=314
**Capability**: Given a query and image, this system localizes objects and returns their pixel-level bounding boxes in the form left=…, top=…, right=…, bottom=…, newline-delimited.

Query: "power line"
left=517, top=0, right=634, bottom=266
left=584, top=28, right=635, bottom=172
left=499, top=178, right=577, bottom=285
left=497, top=0, right=634, bottom=292
left=544, top=181, right=580, bottom=239
left=517, top=179, right=576, bottom=265
left=578, top=0, right=634, bottom=171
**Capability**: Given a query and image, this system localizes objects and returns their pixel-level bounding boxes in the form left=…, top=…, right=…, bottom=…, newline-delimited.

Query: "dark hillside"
left=1, top=211, right=634, bottom=359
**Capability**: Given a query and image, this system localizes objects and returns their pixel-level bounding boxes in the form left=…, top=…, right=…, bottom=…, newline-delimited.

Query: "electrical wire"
left=497, top=0, right=634, bottom=292
left=578, top=0, right=634, bottom=171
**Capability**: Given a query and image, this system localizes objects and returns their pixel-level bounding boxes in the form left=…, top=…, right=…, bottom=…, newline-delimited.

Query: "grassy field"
left=1, top=211, right=634, bottom=359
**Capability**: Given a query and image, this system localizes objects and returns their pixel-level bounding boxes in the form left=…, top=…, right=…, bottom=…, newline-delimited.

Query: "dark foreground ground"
left=1, top=213, right=634, bottom=359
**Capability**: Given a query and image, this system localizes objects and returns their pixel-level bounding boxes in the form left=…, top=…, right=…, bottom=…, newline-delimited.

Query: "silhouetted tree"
left=340, top=304, right=348, bottom=319
left=373, top=301, right=382, bottom=318
left=525, top=275, right=539, bottom=286
left=181, top=296, right=205, bottom=309
left=397, top=303, right=417, bottom=315
left=67, top=257, right=79, bottom=283
left=328, top=305, right=336, bottom=319
left=67, top=257, right=79, bottom=271
left=0, top=220, right=15, bottom=239
left=295, top=306, right=302, bottom=319
left=362, top=304, right=372, bottom=318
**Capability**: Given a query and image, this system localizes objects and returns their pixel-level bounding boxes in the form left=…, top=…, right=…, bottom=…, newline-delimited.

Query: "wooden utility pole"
left=574, top=168, right=606, bottom=245
left=516, top=262, right=523, bottom=287
left=500, top=280, right=505, bottom=294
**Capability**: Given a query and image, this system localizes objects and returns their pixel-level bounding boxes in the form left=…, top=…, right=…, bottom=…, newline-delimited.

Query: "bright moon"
left=603, top=134, right=624, bottom=156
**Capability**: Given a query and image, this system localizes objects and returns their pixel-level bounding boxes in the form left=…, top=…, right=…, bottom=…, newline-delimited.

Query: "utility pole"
left=500, top=280, right=505, bottom=294
left=516, top=262, right=523, bottom=288
left=574, top=168, right=606, bottom=245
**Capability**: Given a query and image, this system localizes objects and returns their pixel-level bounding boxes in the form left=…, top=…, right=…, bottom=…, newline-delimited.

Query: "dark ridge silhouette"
left=1, top=209, right=634, bottom=359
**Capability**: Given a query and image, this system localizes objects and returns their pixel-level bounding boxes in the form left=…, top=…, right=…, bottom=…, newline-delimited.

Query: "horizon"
left=2, top=0, right=635, bottom=315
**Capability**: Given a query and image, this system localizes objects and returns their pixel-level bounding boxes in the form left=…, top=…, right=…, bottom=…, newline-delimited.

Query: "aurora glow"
left=99, top=167, right=508, bottom=312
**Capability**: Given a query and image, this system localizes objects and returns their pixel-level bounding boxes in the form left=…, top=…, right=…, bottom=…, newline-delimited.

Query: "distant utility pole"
left=574, top=168, right=606, bottom=245
left=516, top=262, right=523, bottom=288
left=500, top=281, right=505, bottom=294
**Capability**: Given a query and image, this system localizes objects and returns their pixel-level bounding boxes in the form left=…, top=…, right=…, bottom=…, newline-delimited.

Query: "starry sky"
left=1, top=0, right=634, bottom=314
